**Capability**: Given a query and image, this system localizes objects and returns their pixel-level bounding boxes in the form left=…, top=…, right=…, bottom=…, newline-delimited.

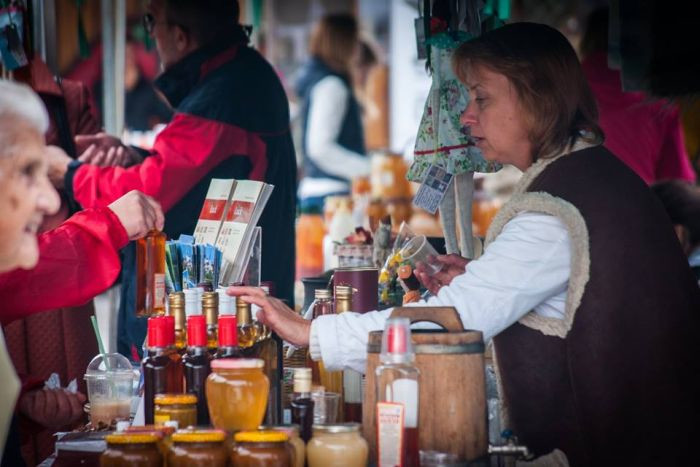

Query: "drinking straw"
left=90, top=315, right=106, bottom=355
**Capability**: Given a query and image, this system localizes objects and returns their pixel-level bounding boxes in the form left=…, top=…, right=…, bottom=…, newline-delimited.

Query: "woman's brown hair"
left=309, top=14, right=359, bottom=75
left=453, top=22, right=604, bottom=160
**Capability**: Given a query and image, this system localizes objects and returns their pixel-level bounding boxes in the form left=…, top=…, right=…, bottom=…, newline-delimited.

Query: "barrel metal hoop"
left=367, top=342, right=485, bottom=355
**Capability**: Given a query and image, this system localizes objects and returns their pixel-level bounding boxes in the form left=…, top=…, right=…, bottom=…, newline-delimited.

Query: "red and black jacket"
left=64, top=38, right=297, bottom=304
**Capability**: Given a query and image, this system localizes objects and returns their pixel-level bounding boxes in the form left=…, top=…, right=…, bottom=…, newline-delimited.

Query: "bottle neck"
left=187, top=345, right=209, bottom=356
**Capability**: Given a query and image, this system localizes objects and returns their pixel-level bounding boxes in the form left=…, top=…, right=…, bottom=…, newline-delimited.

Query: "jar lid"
left=105, top=433, right=160, bottom=444
left=154, top=393, right=197, bottom=405
left=172, top=429, right=226, bottom=443
left=211, top=358, right=264, bottom=369
left=312, top=423, right=361, bottom=434
left=259, top=424, right=300, bottom=437
left=234, top=431, right=288, bottom=443
left=314, top=289, right=331, bottom=300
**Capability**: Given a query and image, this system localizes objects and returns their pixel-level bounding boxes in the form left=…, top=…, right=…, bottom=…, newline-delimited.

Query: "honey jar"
left=231, top=431, right=293, bottom=466
left=306, top=423, right=368, bottom=467
left=167, top=429, right=228, bottom=467
left=101, top=432, right=162, bottom=467
left=154, top=393, right=197, bottom=428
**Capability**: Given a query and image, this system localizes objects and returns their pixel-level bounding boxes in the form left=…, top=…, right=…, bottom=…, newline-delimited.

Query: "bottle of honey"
left=215, top=315, right=243, bottom=359
left=336, top=286, right=362, bottom=423
left=168, top=292, right=186, bottom=354
left=236, top=297, right=258, bottom=349
left=136, top=230, right=167, bottom=317
left=183, top=315, right=212, bottom=425
left=143, top=316, right=184, bottom=424
left=202, top=292, right=219, bottom=354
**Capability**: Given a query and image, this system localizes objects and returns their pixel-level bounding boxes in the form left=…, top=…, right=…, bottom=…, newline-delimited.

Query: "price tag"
left=412, top=164, right=453, bottom=214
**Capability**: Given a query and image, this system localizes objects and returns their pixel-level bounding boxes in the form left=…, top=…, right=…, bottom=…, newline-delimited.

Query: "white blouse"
left=309, top=211, right=571, bottom=373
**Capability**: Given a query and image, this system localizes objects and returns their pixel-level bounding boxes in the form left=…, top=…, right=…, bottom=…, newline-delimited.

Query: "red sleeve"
left=0, top=207, right=128, bottom=325
left=71, top=112, right=267, bottom=210
left=656, top=108, right=696, bottom=183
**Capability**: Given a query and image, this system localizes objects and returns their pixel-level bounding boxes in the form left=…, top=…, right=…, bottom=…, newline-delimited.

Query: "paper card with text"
left=412, top=163, right=453, bottom=214
left=215, top=180, right=264, bottom=263
left=193, top=179, right=235, bottom=245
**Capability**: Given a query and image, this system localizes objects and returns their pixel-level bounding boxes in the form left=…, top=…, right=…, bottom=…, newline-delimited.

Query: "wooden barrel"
left=362, top=307, right=488, bottom=462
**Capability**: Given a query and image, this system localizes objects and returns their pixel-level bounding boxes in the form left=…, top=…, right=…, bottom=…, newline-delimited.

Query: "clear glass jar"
left=154, top=393, right=197, bottom=428
left=167, top=429, right=228, bottom=467
left=231, top=431, right=293, bottom=466
left=101, top=433, right=162, bottom=467
left=206, top=358, right=269, bottom=431
left=306, top=423, right=368, bottom=467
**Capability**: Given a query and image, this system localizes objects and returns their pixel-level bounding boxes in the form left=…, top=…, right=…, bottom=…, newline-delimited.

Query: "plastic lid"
left=187, top=315, right=207, bottom=347
left=312, top=423, right=361, bottom=434
left=84, top=353, right=133, bottom=379
left=105, top=433, right=160, bottom=444
left=172, top=429, right=226, bottom=443
left=380, top=317, right=414, bottom=363
left=293, top=368, right=312, bottom=393
left=164, top=315, right=175, bottom=343
left=218, top=315, right=238, bottom=347
left=211, top=358, right=263, bottom=370
left=234, top=431, right=288, bottom=443
left=154, top=393, right=197, bottom=405
left=147, top=316, right=169, bottom=348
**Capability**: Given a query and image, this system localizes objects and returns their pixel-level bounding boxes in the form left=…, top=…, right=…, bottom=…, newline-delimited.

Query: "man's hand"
left=45, top=145, right=72, bottom=189
left=18, top=389, right=86, bottom=429
left=108, top=191, right=165, bottom=240
left=227, top=286, right=311, bottom=347
left=75, top=133, right=142, bottom=167
left=415, top=253, right=470, bottom=295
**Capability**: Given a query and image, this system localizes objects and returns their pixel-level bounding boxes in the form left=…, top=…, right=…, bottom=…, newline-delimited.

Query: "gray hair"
left=0, top=80, right=49, bottom=135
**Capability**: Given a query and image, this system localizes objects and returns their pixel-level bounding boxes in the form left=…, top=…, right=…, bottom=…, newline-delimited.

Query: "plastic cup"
left=84, top=353, right=134, bottom=425
left=311, top=391, right=341, bottom=424
left=400, top=235, right=443, bottom=275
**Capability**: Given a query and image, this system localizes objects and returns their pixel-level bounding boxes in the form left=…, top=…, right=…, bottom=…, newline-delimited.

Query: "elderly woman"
left=231, top=23, right=699, bottom=465
left=0, top=80, right=163, bottom=461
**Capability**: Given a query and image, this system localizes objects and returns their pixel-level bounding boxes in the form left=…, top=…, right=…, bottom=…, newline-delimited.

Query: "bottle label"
left=154, top=273, right=165, bottom=307
left=377, top=401, right=404, bottom=467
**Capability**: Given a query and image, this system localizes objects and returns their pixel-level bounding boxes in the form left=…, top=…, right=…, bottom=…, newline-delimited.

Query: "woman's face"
left=0, top=122, right=60, bottom=272
left=460, top=66, right=534, bottom=171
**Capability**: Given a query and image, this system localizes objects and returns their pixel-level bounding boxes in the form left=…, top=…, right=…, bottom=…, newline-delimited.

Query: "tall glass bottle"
left=143, top=316, right=184, bottom=424
left=290, top=368, right=314, bottom=443
left=168, top=292, right=186, bottom=354
left=215, top=315, right=243, bottom=359
left=183, top=315, right=212, bottom=425
left=336, top=286, right=362, bottom=422
left=202, top=291, right=219, bottom=354
left=310, top=290, right=344, bottom=402
left=236, top=297, right=258, bottom=349
left=136, top=230, right=166, bottom=317
left=376, top=318, right=420, bottom=467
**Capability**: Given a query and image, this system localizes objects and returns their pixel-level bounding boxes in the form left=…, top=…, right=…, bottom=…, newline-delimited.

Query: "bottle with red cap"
left=183, top=315, right=212, bottom=425
left=214, top=315, right=243, bottom=359
left=375, top=317, right=420, bottom=467
left=143, top=316, right=184, bottom=424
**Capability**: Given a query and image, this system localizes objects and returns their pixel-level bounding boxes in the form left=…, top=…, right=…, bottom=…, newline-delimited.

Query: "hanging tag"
left=414, top=17, right=427, bottom=59
left=412, top=164, right=453, bottom=214
left=0, top=23, right=27, bottom=70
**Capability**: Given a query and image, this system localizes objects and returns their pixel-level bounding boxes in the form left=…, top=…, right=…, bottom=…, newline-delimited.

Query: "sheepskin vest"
left=487, top=144, right=700, bottom=466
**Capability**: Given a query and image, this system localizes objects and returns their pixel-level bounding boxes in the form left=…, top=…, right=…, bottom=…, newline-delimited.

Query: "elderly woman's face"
left=0, top=121, right=60, bottom=272
left=460, top=66, right=533, bottom=171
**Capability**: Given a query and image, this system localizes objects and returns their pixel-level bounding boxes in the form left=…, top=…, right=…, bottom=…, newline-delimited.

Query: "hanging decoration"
left=410, top=0, right=509, bottom=258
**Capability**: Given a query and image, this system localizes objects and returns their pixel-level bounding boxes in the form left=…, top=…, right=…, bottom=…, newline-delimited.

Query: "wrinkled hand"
left=108, top=190, right=164, bottom=240
left=18, top=389, right=86, bottom=429
left=227, top=286, right=311, bottom=347
left=75, top=133, right=141, bottom=167
left=414, top=253, right=470, bottom=295
left=45, top=145, right=72, bottom=189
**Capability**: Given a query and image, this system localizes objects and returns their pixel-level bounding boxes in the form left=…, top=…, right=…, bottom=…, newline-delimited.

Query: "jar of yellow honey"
left=154, top=393, right=197, bottom=428
left=167, top=429, right=228, bottom=467
left=206, top=358, right=269, bottom=432
left=101, top=432, right=162, bottom=467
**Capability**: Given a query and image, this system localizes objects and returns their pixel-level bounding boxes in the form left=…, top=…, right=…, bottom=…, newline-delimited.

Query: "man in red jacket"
left=46, top=0, right=297, bottom=358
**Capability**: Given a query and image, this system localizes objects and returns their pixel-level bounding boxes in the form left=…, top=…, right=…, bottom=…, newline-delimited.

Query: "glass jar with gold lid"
left=259, top=424, right=305, bottom=467
left=206, top=358, right=269, bottom=432
left=232, top=430, right=293, bottom=466
left=101, top=432, right=162, bottom=467
left=306, top=423, right=368, bottom=467
left=167, top=429, right=228, bottom=467
left=154, top=393, right=197, bottom=428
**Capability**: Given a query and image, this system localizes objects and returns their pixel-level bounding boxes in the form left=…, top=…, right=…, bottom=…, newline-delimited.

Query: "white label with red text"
left=377, top=401, right=404, bottom=467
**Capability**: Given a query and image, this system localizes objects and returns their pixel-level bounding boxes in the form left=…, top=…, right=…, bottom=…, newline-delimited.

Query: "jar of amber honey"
left=100, top=432, right=162, bottom=467
left=306, top=423, right=368, bottom=467
left=154, top=393, right=197, bottom=428
left=167, top=429, right=228, bottom=467
left=232, top=431, right=293, bottom=466
left=206, top=358, right=269, bottom=431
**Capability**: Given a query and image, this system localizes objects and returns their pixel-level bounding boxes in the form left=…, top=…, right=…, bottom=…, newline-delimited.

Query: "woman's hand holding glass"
left=415, top=254, right=470, bottom=295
